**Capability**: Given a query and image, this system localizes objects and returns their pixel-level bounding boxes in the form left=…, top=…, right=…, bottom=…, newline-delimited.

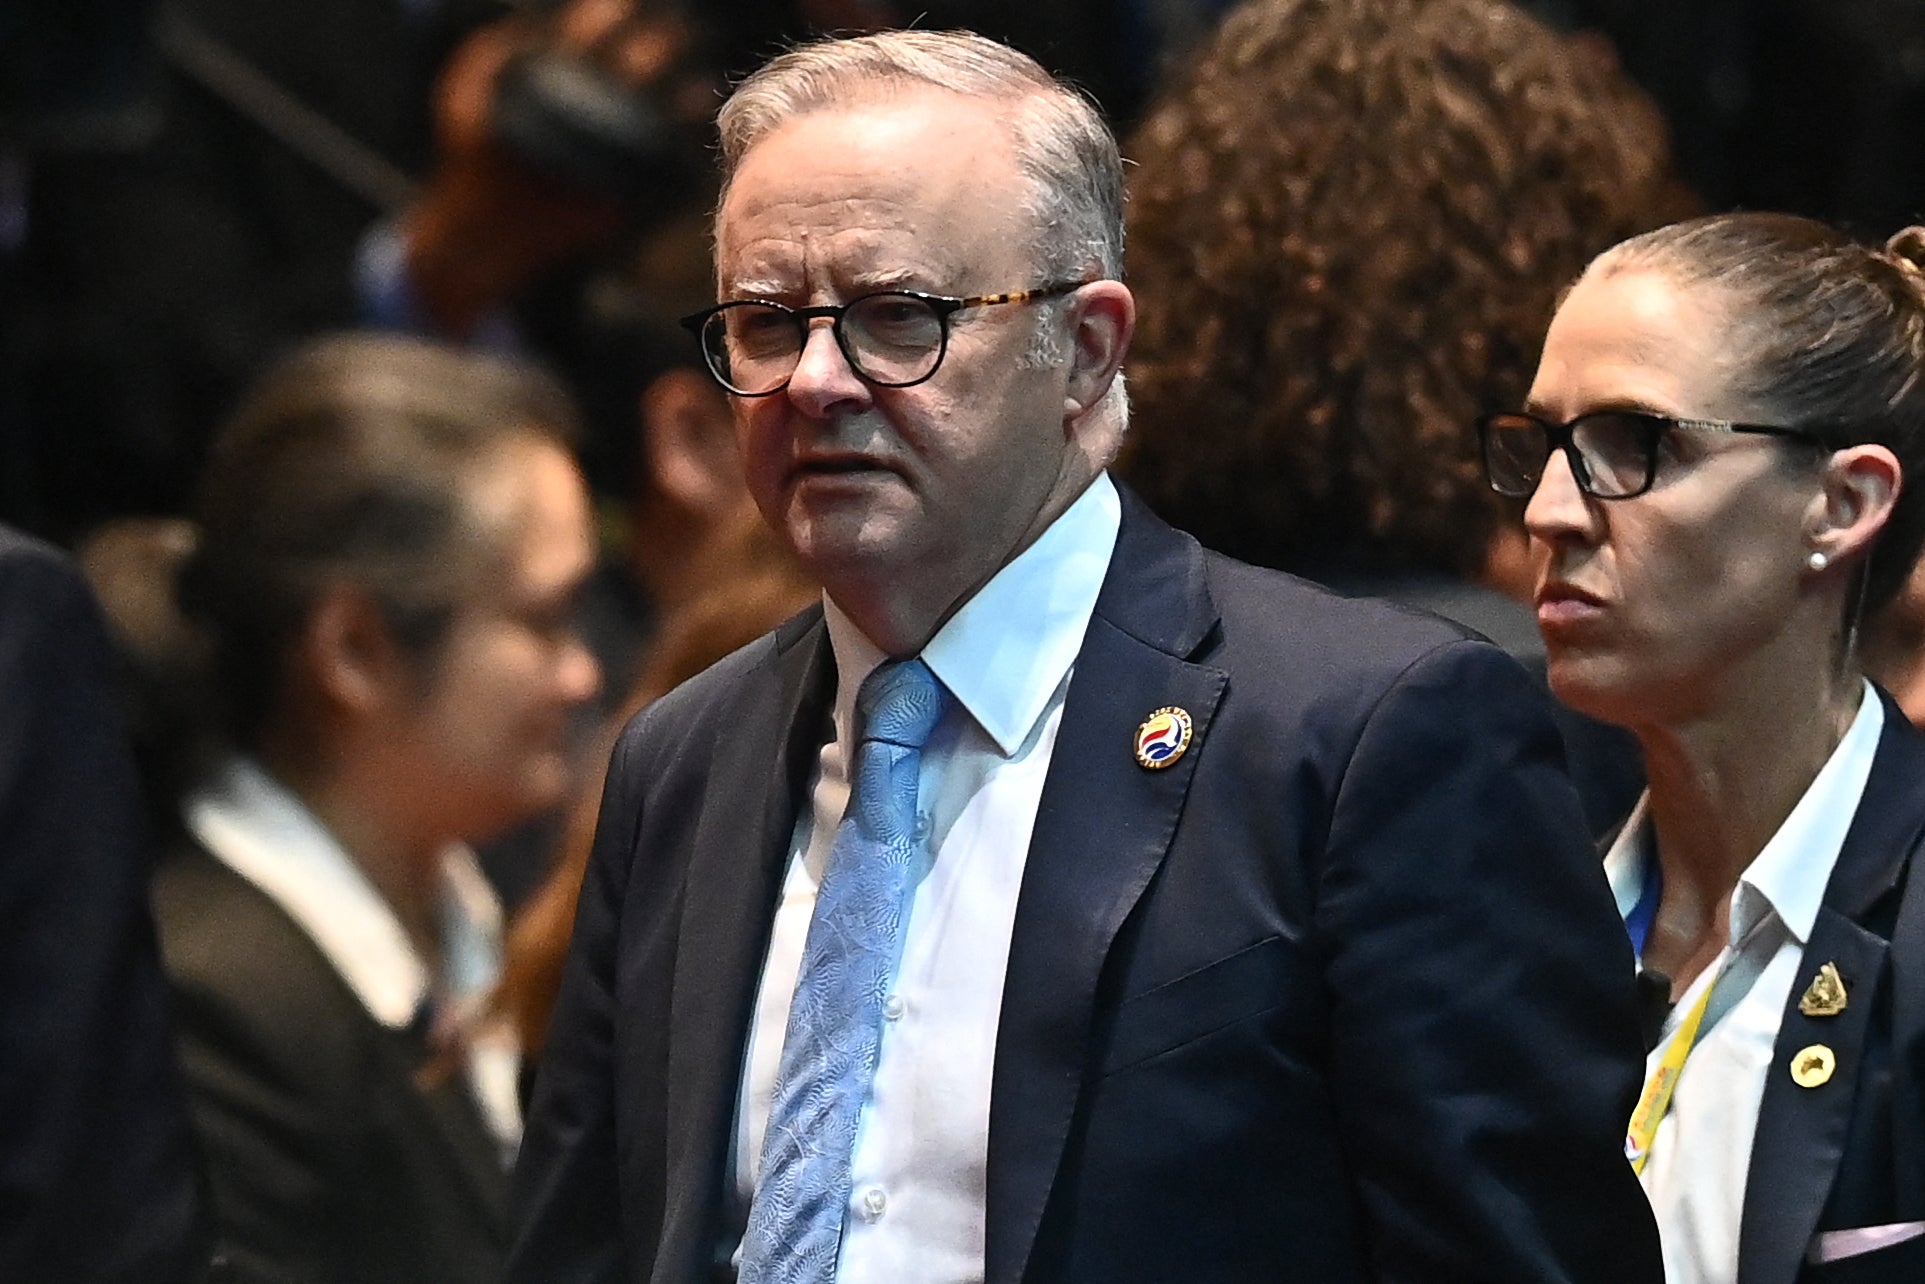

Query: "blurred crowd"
left=3, top=0, right=1924, bottom=1280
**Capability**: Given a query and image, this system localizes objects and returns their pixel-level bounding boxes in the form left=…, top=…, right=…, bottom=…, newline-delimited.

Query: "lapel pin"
left=1798, top=961, right=1849, bottom=1017
left=1134, top=707, right=1193, bottom=770
left=1790, top=1044, right=1836, bottom=1089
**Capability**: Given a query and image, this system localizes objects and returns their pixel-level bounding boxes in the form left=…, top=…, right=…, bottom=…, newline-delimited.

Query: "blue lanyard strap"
left=1625, top=853, right=1663, bottom=957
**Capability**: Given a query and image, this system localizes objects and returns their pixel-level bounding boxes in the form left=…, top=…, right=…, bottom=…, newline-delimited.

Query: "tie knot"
left=857, top=658, right=945, bottom=749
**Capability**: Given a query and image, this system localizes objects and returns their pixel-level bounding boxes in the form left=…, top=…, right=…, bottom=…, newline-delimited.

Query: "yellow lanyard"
left=1623, top=976, right=1717, bottom=1174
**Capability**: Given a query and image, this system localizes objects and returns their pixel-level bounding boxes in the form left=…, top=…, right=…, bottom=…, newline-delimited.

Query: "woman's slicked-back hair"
left=179, top=332, right=580, bottom=748
left=1590, top=212, right=1925, bottom=616
left=1120, top=0, right=1688, bottom=578
left=715, top=29, right=1124, bottom=285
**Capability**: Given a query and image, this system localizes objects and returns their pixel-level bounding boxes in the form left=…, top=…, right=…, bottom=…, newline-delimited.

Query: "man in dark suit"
left=510, top=29, right=1663, bottom=1283
left=0, top=524, right=204, bottom=1281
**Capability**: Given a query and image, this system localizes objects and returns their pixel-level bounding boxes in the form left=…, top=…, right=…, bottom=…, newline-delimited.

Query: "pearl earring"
left=1808, top=551, right=1830, bottom=571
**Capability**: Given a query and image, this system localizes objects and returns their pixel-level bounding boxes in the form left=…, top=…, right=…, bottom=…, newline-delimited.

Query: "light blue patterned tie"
left=739, top=658, right=947, bottom=1284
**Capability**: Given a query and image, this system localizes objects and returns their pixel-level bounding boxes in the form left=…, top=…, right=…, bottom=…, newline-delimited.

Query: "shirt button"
left=860, top=1186, right=888, bottom=1222
left=913, top=812, right=932, bottom=841
left=882, top=994, right=905, bottom=1021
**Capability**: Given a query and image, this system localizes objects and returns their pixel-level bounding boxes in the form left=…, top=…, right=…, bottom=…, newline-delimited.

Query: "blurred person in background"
left=6, top=0, right=1201, bottom=547
left=497, top=560, right=816, bottom=1082
left=1484, top=211, right=1925, bottom=1281
left=1119, top=0, right=1692, bottom=834
left=0, top=523, right=205, bottom=1282
left=153, top=333, right=600, bottom=1283
left=7, top=0, right=717, bottom=542
left=493, top=213, right=820, bottom=1080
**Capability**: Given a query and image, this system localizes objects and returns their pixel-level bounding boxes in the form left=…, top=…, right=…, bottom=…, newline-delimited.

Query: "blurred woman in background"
left=1484, top=212, right=1925, bottom=1281
left=1120, top=0, right=1693, bottom=834
left=154, top=333, right=600, bottom=1284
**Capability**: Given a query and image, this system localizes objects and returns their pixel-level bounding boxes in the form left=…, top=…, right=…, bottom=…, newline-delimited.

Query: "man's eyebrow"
left=721, top=268, right=945, bottom=301
left=849, top=268, right=927, bottom=291
left=723, top=277, right=789, bottom=300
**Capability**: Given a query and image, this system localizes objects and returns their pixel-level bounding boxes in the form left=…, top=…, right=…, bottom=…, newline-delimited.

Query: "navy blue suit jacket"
left=1738, top=686, right=1925, bottom=1284
left=510, top=491, right=1661, bottom=1283
left=0, top=525, right=203, bottom=1281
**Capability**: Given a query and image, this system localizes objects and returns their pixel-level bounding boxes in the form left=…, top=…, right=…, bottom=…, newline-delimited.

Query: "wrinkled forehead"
left=713, top=91, right=1037, bottom=292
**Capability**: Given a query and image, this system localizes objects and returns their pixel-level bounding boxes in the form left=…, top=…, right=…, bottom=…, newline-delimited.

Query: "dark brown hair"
left=1119, top=0, right=1690, bottom=577
left=179, top=333, right=580, bottom=748
left=1590, top=212, right=1925, bottom=616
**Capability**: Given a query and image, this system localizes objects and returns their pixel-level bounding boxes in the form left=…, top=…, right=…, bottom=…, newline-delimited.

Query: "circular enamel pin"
left=1791, top=1044, right=1836, bottom=1089
left=1134, top=707, right=1193, bottom=770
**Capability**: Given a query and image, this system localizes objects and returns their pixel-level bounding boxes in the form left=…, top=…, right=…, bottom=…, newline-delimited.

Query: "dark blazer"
left=0, top=526, right=204, bottom=1282
left=1312, top=568, right=1644, bottom=838
left=511, top=491, right=1662, bottom=1283
left=152, top=839, right=508, bottom=1284
left=1737, top=685, right=1925, bottom=1284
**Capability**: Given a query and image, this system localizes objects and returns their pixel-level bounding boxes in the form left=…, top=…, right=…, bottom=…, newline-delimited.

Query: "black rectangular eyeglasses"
left=680, top=282, right=1083, bottom=396
left=1478, top=409, right=1825, bottom=500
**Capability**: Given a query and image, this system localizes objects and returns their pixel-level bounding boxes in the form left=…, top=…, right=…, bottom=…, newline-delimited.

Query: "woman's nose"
left=1524, top=445, right=1600, bottom=545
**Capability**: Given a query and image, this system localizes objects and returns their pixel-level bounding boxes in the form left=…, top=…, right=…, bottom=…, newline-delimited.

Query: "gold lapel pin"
left=1798, top=962, right=1849, bottom=1018
left=1791, top=1044, right=1836, bottom=1089
left=1134, top=707, right=1193, bottom=770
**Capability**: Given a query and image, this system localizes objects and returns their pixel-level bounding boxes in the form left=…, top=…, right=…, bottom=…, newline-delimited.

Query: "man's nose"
left=785, top=320, right=872, bottom=418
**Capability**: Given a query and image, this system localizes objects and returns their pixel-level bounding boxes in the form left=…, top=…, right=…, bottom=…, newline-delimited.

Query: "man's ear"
left=1062, top=280, right=1135, bottom=424
left=642, top=367, right=746, bottom=515
left=302, top=582, right=409, bottom=716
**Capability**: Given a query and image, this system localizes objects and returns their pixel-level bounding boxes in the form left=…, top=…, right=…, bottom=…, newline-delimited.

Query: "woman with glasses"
left=1481, top=211, right=1925, bottom=1283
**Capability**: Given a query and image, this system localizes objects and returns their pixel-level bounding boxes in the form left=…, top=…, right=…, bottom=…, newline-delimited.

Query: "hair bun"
left=1884, top=226, right=1925, bottom=285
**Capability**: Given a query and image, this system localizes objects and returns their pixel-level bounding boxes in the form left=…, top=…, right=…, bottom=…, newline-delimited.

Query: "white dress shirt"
left=184, top=756, right=523, bottom=1156
left=1605, top=681, right=1883, bottom=1284
left=731, top=473, right=1122, bottom=1284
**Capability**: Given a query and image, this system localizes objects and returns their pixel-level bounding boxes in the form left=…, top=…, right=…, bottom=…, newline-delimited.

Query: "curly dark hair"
left=1118, top=0, right=1693, bottom=578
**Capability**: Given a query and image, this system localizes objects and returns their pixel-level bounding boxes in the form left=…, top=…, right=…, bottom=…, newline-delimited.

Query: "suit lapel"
left=985, top=492, right=1226, bottom=1284
left=1739, top=689, right=1925, bottom=1284
left=657, top=611, right=834, bottom=1278
left=404, top=1045, right=512, bottom=1224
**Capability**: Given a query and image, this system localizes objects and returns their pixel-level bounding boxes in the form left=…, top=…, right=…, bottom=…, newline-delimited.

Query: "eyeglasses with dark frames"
left=1478, top=409, right=1827, bottom=501
left=680, top=282, right=1085, bottom=397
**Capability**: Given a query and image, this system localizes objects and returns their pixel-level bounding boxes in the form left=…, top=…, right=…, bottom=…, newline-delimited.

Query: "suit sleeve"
left=508, top=723, right=648, bottom=1283
left=0, top=541, right=205, bottom=1283
left=1316, top=639, right=1662, bottom=1284
left=163, top=969, right=358, bottom=1284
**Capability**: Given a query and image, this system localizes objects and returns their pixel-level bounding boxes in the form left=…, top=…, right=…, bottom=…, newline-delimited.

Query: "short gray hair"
left=716, top=30, right=1125, bottom=285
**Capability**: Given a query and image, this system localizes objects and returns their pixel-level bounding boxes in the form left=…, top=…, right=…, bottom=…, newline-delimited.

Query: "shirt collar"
left=1740, top=678, right=1882, bottom=943
left=1603, top=792, right=1655, bottom=922
left=184, top=757, right=505, bottom=1029
left=1605, top=678, right=1884, bottom=948
left=822, top=471, right=1122, bottom=756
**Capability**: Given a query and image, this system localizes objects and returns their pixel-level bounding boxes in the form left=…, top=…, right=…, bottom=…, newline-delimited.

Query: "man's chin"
left=782, top=495, right=919, bottom=572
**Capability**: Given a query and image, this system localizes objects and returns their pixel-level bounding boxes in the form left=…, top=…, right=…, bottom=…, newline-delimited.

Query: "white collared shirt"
left=185, top=756, right=523, bottom=1156
left=731, top=472, right=1122, bottom=1284
left=1605, top=681, right=1883, bottom=1284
